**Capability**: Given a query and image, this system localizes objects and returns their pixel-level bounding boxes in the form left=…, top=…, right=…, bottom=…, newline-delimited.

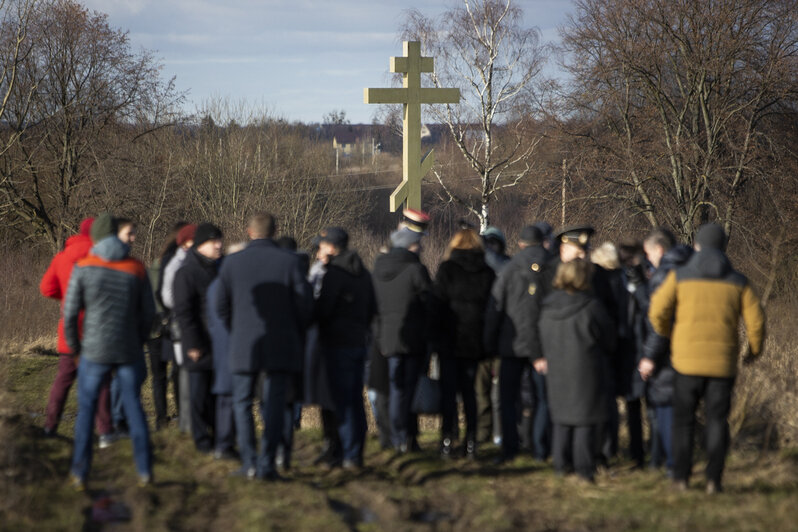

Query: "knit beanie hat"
left=79, top=217, right=95, bottom=238
left=176, top=224, right=198, bottom=247
left=90, top=213, right=117, bottom=243
left=193, top=222, right=223, bottom=248
left=695, top=223, right=727, bottom=251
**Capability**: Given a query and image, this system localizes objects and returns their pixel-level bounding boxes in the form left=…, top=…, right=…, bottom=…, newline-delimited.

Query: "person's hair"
left=444, top=229, right=483, bottom=260
left=159, top=221, right=189, bottom=260
left=618, top=240, right=643, bottom=268
left=248, top=213, right=276, bottom=239
left=591, top=241, right=620, bottom=270
left=553, top=259, right=593, bottom=293
left=644, top=227, right=676, bottom=252
left=115, top=217, right=136, bottom=230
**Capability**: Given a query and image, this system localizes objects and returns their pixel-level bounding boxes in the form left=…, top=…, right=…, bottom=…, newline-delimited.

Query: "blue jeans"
left=71, top=358, right=151, bottom=481
left=110, top=374, right=125, bottom=428
left=387, top=355, right=423, bottom=448
left=215, top=393, right=236, bottom=453
left=232, top=371, right=288, bottom=477
left=655, top=405, right=674, bottom=469
left=327, top=347, right=367, bottom=462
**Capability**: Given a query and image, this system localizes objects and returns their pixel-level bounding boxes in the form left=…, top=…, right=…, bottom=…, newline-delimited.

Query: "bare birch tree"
left=401, top=0, right=548, bottom=231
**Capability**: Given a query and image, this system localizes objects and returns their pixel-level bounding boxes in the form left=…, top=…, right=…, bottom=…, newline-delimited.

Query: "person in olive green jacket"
left=649, top=223, right=765, bottom=494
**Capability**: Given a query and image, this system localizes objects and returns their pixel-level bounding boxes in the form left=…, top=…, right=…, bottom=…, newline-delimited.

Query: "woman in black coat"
left=432, top=229, right=496, bottom=458
left=535, top=259, right=616, bottom=481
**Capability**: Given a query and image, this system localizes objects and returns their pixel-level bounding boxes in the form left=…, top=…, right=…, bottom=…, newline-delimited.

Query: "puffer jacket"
left=484, top=245, right=553, bottom=360
left=63, top=236, right=155, bottom=364
left=649, top=248, right=765, bottom=378
left=40, top=233, right=93, bottom=354
left=372, top=247, right=431, bottom=357
left=432, top=249, right=495, bottom=359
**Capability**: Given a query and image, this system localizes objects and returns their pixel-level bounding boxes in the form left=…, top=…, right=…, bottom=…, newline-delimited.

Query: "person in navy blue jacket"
left=215, top=213, right=313, bottom=480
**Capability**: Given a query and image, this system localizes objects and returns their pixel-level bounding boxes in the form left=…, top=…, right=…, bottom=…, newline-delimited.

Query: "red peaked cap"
left=79, top=218, right=95, bottom=237
left=402, top=208, right=431, bottom=234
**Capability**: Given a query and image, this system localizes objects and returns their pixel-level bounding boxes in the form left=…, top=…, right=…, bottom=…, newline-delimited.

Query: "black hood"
left=329, top=249, right=366, bottom=277
left=661, top=244, right=693, bottom=271
left=374, top=247, right=420, bottom=281
left=542, top=290, right=594, bottom=321
left=447, top=248, right=489, bottom=273
left=511, top=244, right=549, bottom=269
left=685, top=248, right=732, bottom=279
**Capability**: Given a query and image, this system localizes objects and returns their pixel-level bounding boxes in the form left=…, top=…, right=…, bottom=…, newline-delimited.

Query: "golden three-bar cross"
left=364, top=41, right=460, bottom=212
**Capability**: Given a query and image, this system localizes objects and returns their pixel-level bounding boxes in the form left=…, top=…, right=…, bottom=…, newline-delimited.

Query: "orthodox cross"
left=364, top=41, right=460, bottom=211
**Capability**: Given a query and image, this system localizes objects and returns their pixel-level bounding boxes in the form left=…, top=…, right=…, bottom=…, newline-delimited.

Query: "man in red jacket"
left=40, top=218, right=114, bottom=444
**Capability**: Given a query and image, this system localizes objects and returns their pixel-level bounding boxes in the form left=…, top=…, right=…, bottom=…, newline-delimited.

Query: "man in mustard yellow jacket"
left=649, top=223, right=765, bottom=494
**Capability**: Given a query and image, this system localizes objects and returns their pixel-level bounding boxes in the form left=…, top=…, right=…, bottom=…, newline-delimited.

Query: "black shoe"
left=492, top=452, right=516, bottom=466
left=313, top=441, right=340, bottom=465
left=342, top=459, right=362, bottom=471
left=42, top=426, right=57, bottom=438
left=465, top=440, right=477, bottom=460
left=440, top=437, right=454, bottom=460
left=261, top=470, right=285, bottom=482
left=214, top=449, right=240, bottom=461
left=408, top=438, right=422, bottom=453
left=229, top=466, right=256, bottom=480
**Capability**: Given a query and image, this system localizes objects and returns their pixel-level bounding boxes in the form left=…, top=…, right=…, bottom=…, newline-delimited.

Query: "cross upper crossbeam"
left=364, top=41, right=460, bottom=212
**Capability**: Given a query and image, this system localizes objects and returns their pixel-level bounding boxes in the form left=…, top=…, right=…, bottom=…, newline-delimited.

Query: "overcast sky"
left=81, top=0, right=573, bottom=124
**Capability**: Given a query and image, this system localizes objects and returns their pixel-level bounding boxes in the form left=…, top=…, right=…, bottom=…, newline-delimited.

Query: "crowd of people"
left=39, top=209, right=765, bottom=494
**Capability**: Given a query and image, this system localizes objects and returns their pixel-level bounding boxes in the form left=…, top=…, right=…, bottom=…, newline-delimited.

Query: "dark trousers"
left=147, top=338, right=175, bottom=423
left=499, top=357, right=529, bottom=457
left=215, top=393, right=236, bottom=453
left=440, top=357, right=478, bottom=442
left=475, top=357, right=500, bottom=443
left=233, top=371, right=288, bottom=477
left=528, top=366, right=551, bottom=460
left=189, top=370, right=214, bottom=452
left=673, top=372, right=734, bottom=485
left=45, top=353, right=112, bottom=435
left=553, top=424, right=597, bottom=480
left=328, top=347, right=368, bottom=462
left=626, top=398, right=644, bottom=465
left=387, top=355, right=423, bottom=448
left=320, top=408, right=342, bottom=458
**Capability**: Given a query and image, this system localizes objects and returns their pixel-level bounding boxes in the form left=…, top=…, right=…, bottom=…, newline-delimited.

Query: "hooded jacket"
left=173, top=248, right=219, bottom=371
left=40, top=233, right=94, bottom=354
left=372, top=247, right=431, bottom=357
left=642, top=244, right=692, bottom=405
left=539, top=290, right=617, bottom=426
left=432, top=248, right=495, bottom=359
left=649, top=248, right=765, bottom=378
left=316, top=249, right=377, bottom=349
left=484, top=244, right=553, bottom=360
left=63, top=237, right=155, bottom=365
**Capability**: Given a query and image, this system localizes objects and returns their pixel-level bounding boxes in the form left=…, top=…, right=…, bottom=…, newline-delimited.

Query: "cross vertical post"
left=364, top=41, right=459, bottom=212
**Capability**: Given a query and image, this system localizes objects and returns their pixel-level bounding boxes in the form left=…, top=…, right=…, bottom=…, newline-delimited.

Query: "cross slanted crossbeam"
left=364, top=41, right=460, bottom=212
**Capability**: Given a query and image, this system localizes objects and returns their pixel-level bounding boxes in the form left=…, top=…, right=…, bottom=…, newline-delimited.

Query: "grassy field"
left=1, top=344, right=797, bottom=532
